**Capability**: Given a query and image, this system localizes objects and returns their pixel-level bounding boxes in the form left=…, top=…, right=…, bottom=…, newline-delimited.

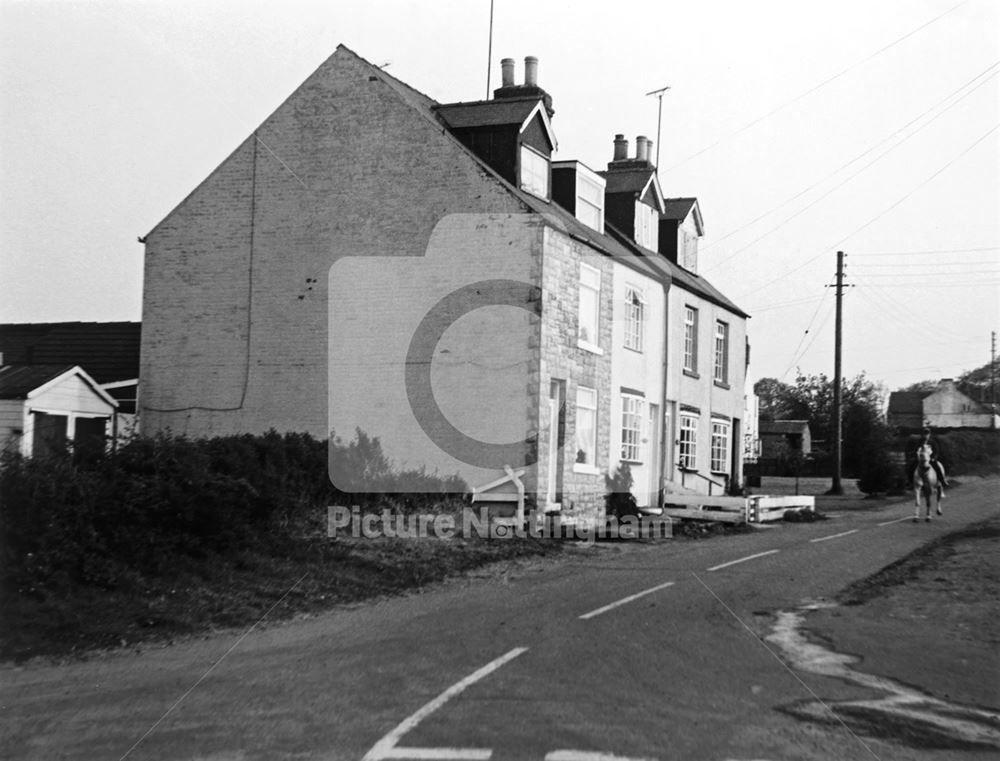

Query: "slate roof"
left=0, top=364, right=75, bottom=399
left=434, top=98, right=541, bottom=129
left=661, top=197, right=698, bottom=220
left=887, top=391, right=930, bottom=415
left=600, top=169, right=656, bottom=195
left=0, top=322, right=141, bottom=384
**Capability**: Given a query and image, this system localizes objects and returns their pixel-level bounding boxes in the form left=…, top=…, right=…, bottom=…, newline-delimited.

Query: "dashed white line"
left=809, top=529, right=859, bottom=543
left=361, top=647, right=527, bottom=761
left=546, top=751, right=659, bottom=761
left=878, top=516, right=913, bottom=527
left=706, top=549, right=780, bottom=572
left=578, top=581, right=676, bottom=620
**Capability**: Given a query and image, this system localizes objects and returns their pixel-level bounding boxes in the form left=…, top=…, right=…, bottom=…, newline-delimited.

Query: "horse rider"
left=913, top=426, right=948, bottom=498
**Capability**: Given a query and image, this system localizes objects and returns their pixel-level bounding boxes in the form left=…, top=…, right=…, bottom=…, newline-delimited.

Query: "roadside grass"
left=0, top=524, right=562, bottom=664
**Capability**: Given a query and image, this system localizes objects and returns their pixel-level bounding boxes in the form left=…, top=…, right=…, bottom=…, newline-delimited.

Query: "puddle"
left=765, top=605, right=1000, bottom=750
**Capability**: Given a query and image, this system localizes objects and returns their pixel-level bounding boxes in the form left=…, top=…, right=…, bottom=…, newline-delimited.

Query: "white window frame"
left=679, top=414, right=698, bottom=470
left=714, top=320, right=730, bottom=384
left=624, top=285, right=645, bottom=352
left=576, top=173, right=605, bottom=233
left=620, top=394, right=644, bottom=463
left=711, top=421, right=730, bottom=474
left=578, top=262, right=603, bottom=354
left=684, top=306, right=698, bottom=373
left=574, top=385, right=600, bottom=474
left=519, top=144, right=549, bottom=199
left=635, top=202, right=658, bottom=250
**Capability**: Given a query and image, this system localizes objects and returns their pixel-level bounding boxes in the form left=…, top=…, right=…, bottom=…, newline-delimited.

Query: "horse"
left=913, top=444, right=943, bottom=522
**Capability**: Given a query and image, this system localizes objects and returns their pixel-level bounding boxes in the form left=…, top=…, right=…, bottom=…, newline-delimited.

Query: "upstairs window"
left=520, top=145, right=549, bottom=199
left=624, top=286, right=645, bottom=352
left=684, top=306, right=698, bottom=373
left=578, top=262, right=602, bottom=352
left=635, top=202, right=659, bottom=250
left=714, top=321, right=730, bottom=384
left=577, top=174, right=605, bottom=233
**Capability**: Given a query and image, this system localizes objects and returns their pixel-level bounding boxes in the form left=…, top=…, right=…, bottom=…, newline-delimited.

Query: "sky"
left=1, top=0, right=998, bottom=393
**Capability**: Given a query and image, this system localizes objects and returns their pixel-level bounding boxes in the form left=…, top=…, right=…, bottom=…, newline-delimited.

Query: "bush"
left=0, top=429, right=468, bottom=600
left=605, top=463, right=638, bottom=519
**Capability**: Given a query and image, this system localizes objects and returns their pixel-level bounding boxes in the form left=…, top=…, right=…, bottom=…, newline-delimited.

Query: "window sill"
left=714, top=380, right=731, bottom=390
left=573, top=463, right=601, bottom=475
left=621, top=459, right=643, bottom=466
left=624, top=345, right=643, bottom=354
left=710, top=471, right=729, bottom=477
left=679, top=466, right=699, bottom=473
left=683, top=369, right=700, bottom=379
left=577, top=340, right=604, bottom=356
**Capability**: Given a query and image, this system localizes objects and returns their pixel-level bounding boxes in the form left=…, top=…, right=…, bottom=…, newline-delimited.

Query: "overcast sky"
left=1, top=0, right=997, bottom=391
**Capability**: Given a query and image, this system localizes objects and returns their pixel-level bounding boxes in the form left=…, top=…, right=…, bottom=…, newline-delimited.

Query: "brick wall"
left=141, top=47, right=527, bottom=439
left=539, top=226, right=614, bottom=526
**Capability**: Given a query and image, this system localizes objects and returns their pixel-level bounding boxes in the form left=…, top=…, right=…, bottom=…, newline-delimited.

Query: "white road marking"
left=809, top=529, right=859, bottom=543
left=546, top=752, right=659, bottom=761
left=578, top=581, right=675, bottom=620
left=381, top=748, right=491, bottom=760
left=706, top=549, right=779, bottom=572
left=361, top=647, right=528, bottom=761
left=877, top=516, right=913, bottom=526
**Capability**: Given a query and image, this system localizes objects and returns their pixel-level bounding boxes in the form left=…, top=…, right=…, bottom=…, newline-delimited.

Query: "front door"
left=546, top=380, right=565, bottom=508
left=648, top=403, right=661, bottom=506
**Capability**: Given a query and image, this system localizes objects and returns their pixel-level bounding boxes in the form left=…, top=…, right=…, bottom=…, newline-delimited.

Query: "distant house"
left=887, top=379, right=999, bottom=431
left=0, top=322, right=141, bottom=436
left=759, top=420, right=812, bottom=459
left=0, top=365, right=118, bottom=457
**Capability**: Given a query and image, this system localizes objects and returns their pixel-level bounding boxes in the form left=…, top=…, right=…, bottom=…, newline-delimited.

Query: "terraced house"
left=140, top=46, right=749, bottom=526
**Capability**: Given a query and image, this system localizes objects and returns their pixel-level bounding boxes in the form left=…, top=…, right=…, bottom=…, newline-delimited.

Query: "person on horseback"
left=913, top=426, right=947, bottom=498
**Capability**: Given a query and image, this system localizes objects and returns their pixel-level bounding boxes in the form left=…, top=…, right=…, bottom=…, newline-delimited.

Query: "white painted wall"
left=608, top=261, right=666, bottom=506
left=664, top=287, right=747, bottom=494
left=0, top=399, right=23, bottom=453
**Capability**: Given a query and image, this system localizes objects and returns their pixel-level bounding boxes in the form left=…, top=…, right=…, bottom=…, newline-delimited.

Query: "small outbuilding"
left=0, top=364, right=118, bottom=457
left=759, top=419, right=812, bottom=459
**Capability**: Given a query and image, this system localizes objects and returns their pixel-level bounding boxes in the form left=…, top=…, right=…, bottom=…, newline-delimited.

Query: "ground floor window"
left=711, top=421, right=730, bottom=473
left=679, top=414, right=698, bottom=469
left=620, top=394, right=643, bottom=463
left=575, top=386, right=598, bottom=470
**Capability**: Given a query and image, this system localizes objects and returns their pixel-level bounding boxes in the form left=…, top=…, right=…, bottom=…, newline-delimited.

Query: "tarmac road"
left=1, top=479, right=997, bottom=761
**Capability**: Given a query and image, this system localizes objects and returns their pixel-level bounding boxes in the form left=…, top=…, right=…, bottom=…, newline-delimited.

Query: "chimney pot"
left=524, top=56, right=538, bottom=87
left=636, top=135, right=648, bottom=162
left=613, top=134, right=628, bottom=161
left=500, top=58, right=515, bottom=87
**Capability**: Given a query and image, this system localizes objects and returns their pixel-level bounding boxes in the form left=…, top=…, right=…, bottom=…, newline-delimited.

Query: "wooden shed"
left=0, top=364, right=118, bottom=457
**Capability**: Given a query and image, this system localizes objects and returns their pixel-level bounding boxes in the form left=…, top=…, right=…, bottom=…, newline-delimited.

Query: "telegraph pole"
left=829, top=250, right=846, bottom=495
left=992, top=331, right=996, bottom=407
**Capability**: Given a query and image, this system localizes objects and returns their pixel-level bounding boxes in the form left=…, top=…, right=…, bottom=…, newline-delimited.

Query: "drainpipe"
left=658, top=278, right=671, bottom=505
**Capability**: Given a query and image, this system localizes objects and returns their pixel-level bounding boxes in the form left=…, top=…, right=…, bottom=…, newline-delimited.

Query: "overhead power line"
left=733, top=120, right=1000, bottom=302
left=664, top=0, right=971, bottom=172
left=702, top=62, right=1000, bottom=272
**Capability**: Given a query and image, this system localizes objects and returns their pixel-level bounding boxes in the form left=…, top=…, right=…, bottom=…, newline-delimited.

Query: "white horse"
left=913, top=444, right=943, bottom=522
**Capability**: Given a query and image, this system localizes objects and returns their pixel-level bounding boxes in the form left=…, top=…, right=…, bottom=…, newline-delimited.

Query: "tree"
left=754, top=372, right=892, bottom=478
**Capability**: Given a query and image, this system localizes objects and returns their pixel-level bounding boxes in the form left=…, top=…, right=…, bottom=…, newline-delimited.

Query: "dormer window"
left=635, top=202, right=658, bottom=250
left=576, top=174, right=604, bottom=233
left=520, top=145, right=549, bottom=199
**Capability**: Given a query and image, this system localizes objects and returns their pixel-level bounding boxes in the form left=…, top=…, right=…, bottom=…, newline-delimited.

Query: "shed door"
left=32, top=412, right=67, bottom=457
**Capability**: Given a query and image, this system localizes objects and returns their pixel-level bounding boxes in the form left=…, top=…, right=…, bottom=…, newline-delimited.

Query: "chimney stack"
left=613, top=134, right=628, bottom=161
left=524, top=56, right=538, bottom=87
left=501, top=58, right=515, bottom=87
left=635, top=135, right=649, bottom=162
left=646, top=139, right=654, bottom=166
